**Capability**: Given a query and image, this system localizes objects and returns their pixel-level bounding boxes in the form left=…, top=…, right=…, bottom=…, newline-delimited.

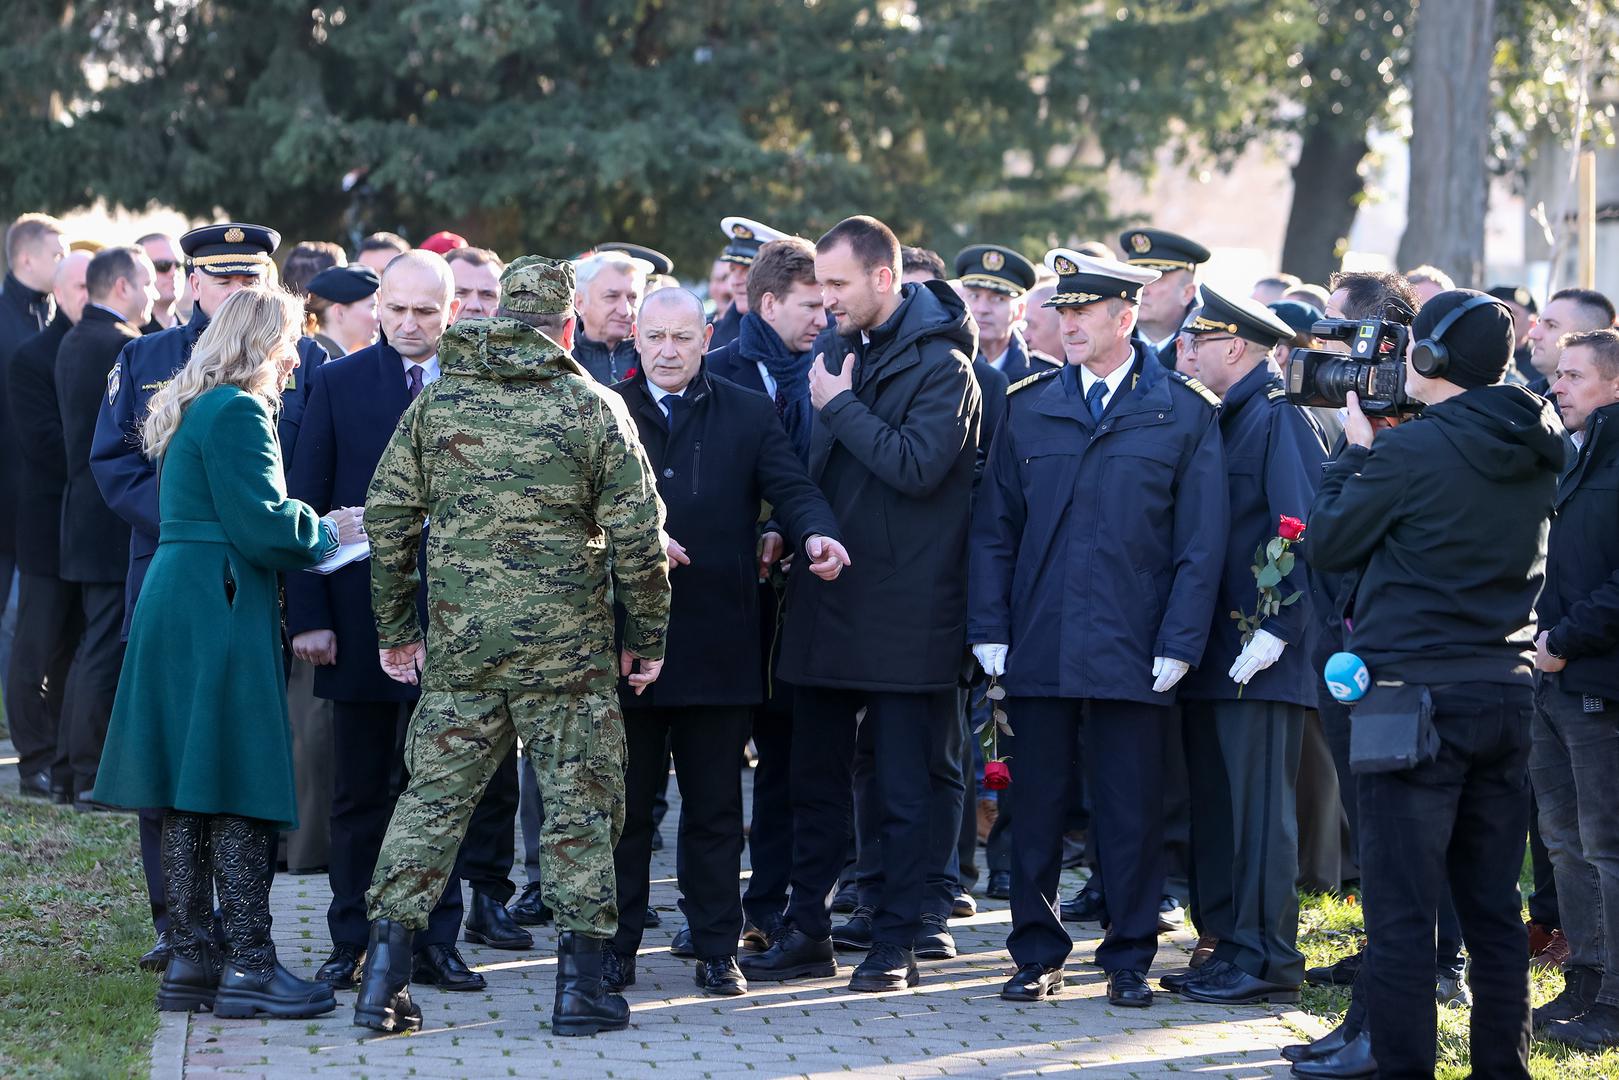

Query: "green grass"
left=1298, top=886, right=1619, bottom=1079
left=0, top=793, right=157, bottom=1079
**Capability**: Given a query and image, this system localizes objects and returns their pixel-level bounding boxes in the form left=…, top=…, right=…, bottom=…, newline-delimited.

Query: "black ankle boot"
left=157, top=812, right=219, bottom=1013
left=553, top=930, right=630, bottom=1036
left=354, top=918, right=422, bottom=1033
left=209, top=815, right=336, bottom=1020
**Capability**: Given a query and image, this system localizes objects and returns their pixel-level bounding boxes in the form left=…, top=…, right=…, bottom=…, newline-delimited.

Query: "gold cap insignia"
left=731, top=224, right=753, bottom=239
left=1052, top=255, right=1077, bottom=275
left=982, top=250, right=1005, bottom=272
left=1130, top=232, right=1151, bottom=254
left=224, top=227, right=245, bottom=244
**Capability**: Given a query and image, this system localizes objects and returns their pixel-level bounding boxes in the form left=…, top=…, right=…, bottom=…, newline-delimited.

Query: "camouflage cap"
left=499, top=255, right=575, bottom=315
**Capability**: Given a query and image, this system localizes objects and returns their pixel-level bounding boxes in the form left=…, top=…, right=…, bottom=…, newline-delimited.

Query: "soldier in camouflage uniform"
left=352, top=255, right=671, bottom=1038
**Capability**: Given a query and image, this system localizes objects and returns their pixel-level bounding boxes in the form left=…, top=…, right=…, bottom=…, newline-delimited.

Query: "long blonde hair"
left=141, top=285, right=303, bottom=458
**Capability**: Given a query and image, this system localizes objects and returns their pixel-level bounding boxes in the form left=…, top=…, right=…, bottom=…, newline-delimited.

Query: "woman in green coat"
left=95, top=286, right=363, bottom=1020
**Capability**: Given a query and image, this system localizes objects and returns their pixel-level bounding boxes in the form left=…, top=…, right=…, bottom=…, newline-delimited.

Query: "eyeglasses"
left=150, top=260, right=178, bottom=274
left=1183, top=334, right=1235, bottom=352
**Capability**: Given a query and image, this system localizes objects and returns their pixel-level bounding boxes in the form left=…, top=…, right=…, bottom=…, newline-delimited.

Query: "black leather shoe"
left=412, top=944, right=487, bottom=992
left=1305, top=948, right=1363, bottom=987
left=353, top=919, right=422, bottom=1033
left=1546, top=1002, right=1619, bottom=1051
left=464, top=891, right=533, bottom=950
left=986, top=871, right=1012, bottom=901
left=831, top=906, right=874, bottom=952
left=1281, top=1017, right=1356, bottom=1064
left=1060, top=886, right=1105, bottom=923
left=157, top=949, right=220, bottom=1012
left=1534, top=964, right=1600, bottom=1029
left=1180, top=960, right=1299, bottom=1004
left=553, top=930, right=630, bottom=1036
left=1107, top=969, right=1153, bottom=1008
left=139, top=930, right=173, bottom=973
left=738, top=925, right=838, bottom=982
left=316, top=943, right=364, bottom=990
left=1001, top=963, right=1064, bottom=1001
left=913, top=914, right=956, bottom=960
left=1156, top=895, right=1186, bottom=933
left=670, top=925, right=696, bottom=958
left=214, top=960, right=338, bottom=1019
left=1291, top=1030, right=1376, bottom=1078
left=848, top=942, right=919, bottom=992
left=831, top=881, right=860, bottom=914
left=509, top=882, right=553, bottom=926
left=951, top=892, right=977, bottom=919
left=50, top=783, right=72, bottom=805
left=694, top=955, right=747, bottom=997
left=600, top=945, right=636, bottom=992
left=18, top=769, right=51, bottom=799
left=1161, top=958, right=1233, bottom=994
left=644, top=905, right=662, bottom=928
left=741, top=914, right=783, bottom=952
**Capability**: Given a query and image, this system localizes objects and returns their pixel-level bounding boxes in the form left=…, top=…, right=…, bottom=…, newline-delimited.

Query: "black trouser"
left=1071, top=711, right=1182, bottom=904
left=140, top=808, right=168, bottom=933
left=1527, top=791, right=1560, bottom=927
left=63, top=582, right=124, bottom=794
left=1359, top=682, right=1532, bottom=1080
left=1318, top=693, right=1358, bottom=865
left=743, top=696, right=794, bottom=928
left=1009, top=696, right=1169, bottom=973
left=327, top=699, right=463, bottom=950
left=786, top=686, right=957, bottom=947
left=6, top=572, right=80, bottom=783
left=953, top=688, right=978, bottom=890
left=457, top=747, right=519, bottom=903
left=612, top=704, right=751, bottom=959
left=848, top=692, right=965, bottom=921
left=1184, top=699, right=1305, bottom=985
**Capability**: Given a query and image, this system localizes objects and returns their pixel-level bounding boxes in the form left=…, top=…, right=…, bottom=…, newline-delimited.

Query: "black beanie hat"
left=1411, top=288, right=1515, bottom=389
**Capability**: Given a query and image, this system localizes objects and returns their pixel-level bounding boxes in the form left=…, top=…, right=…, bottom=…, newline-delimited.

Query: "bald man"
left=286, top=251, right=527, bottom=992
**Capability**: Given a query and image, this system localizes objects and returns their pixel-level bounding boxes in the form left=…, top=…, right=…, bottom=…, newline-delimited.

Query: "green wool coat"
left=95, top=386, right=336, bottom=828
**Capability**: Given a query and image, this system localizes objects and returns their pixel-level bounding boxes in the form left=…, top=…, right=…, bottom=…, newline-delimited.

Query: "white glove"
left=973, top=643, right=1008, bottom=678
left=1228, top=628, right=1287, bottom=686
left=1151, top=656, right=1190, bottom=694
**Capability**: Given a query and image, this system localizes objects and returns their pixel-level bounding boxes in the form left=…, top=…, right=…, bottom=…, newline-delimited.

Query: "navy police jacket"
left=1181, top=363, right=1324, bottom=707
left=968, top=343, right=1229, bottom=704
left=90, top=306, right=326, bottom=635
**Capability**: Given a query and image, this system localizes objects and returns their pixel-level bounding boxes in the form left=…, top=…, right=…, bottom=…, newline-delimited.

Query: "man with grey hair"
left=572, top=251, right=646, bottom=383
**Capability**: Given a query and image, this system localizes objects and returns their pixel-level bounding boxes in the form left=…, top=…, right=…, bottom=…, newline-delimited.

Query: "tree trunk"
left=1397, top=0, right=1497, bottom=287
left=1281, top=118, right=1372, bottom=286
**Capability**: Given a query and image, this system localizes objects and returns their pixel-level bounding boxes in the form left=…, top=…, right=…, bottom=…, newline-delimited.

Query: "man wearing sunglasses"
left=137, top=233, right=183, bottom=332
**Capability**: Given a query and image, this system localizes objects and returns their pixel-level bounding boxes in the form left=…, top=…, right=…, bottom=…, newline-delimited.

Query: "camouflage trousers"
left=366, top=688, right=626, bottom=938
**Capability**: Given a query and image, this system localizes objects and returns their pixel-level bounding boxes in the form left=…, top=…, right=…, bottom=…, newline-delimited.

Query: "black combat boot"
left=210, top=815, right=336, bottom=1020
left=353, top=919, right=422, bottom=1033
left=552, top=931, right=630, bottom=1036
left=156, top=812, right=220, bottom=1013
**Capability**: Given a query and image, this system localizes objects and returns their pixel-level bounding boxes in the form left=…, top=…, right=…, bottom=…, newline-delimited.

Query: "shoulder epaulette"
left=1170, top=371, right=1221, bottom=407
left=1007, top=367, right=1060, bottom=395
left=1265, top=386, right=1288, bottom=402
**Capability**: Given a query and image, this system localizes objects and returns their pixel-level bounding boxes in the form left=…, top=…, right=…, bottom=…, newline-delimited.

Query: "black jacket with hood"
left=1541, top=400, right=1619, bottom=698
left=778, top=280, right=981, bottom=692
left=1306, top=383, right=1563, bottom=685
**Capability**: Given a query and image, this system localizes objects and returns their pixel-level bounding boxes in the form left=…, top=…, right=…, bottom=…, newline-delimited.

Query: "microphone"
left=1323, top=652, right=1371, bottom=703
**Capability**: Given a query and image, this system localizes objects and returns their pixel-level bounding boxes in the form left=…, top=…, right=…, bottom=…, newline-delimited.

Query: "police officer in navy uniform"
left=89, top=223, right=327, bottom=973
left=1118, top=228, right=1210, bottom=371
left=969, top=249, right=1228, bottom=1008
left=708, top=217, right=788, bottom=351
left=1159, top=287, right=1324, bottom=1006
left=954, top=244, right=1057, bottom=383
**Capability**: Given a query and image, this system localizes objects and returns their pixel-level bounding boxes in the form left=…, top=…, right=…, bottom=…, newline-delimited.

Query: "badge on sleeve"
left=106, top=362, right=121, bottom=404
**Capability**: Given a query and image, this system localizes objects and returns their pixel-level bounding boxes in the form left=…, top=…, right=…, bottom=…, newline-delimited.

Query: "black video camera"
left=1284, top=317, right=1419, bottom=418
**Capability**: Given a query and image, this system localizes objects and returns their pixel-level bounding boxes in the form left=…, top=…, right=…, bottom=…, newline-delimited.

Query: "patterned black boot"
left=210, top=815, right=336, bottom=1019
left=156, top=812, right=219, bottom=1013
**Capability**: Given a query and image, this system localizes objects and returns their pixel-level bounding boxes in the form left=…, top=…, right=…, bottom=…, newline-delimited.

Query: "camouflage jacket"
left=365, top=317, right=670, bottom=692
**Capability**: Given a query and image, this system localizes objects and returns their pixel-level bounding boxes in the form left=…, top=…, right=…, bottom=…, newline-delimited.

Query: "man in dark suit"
left=286, top=250, right=517, bottom=994
left=601, top=287, right=844, bottom=997
left=969, top=249, right=1227, bottom=1008
left=56, top=246, right=154, bottom=807
left=741, top=216, right=981, bottom=993
left=7, top=250, right=89, bottom=801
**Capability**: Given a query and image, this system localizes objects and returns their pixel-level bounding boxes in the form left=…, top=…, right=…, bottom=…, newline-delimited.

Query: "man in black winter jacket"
left=1306, top=289, right=1564, bottom=1080
left=741, top=215, right=982, bottom=995
left=1529, top=327, right=1619, bottom=1051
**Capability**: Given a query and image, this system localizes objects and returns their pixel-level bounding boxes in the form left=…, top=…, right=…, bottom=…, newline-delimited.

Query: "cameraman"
left=1305, top=290, right=1563, bottom=1079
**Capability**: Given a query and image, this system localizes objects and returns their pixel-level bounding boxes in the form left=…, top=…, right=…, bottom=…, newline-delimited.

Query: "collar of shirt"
left=1572, top=428, right=1587, bottom=451
left=403, top=353, right=441, bottom=384
left=754, top=361, right=779, bottom=398
left=982, top=341, right=1011, bottom=370
left=89, top=302, right=133, bottom=325
left=1079, top=352, right=1134, bottom=410
left=647, top=380, right=690, bottom=406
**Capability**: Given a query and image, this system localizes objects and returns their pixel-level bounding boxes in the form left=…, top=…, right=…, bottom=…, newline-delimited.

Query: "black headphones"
left=1410, top=295, right=1509, bottom=378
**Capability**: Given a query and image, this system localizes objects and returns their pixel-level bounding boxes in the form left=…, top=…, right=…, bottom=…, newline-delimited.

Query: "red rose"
left=624, top=367, right=640, bottom=380
left=1278, top=515, right=1306, bottom=541
left=983, top=760, right=1011, bottom=790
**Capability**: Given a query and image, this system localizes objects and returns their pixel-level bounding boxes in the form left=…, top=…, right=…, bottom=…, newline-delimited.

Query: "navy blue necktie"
left=1086, top=380, right=1108, bottom=423
left=661, top=393, right=683, bottom=428
left=406, top=364, right=424, bottom=400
